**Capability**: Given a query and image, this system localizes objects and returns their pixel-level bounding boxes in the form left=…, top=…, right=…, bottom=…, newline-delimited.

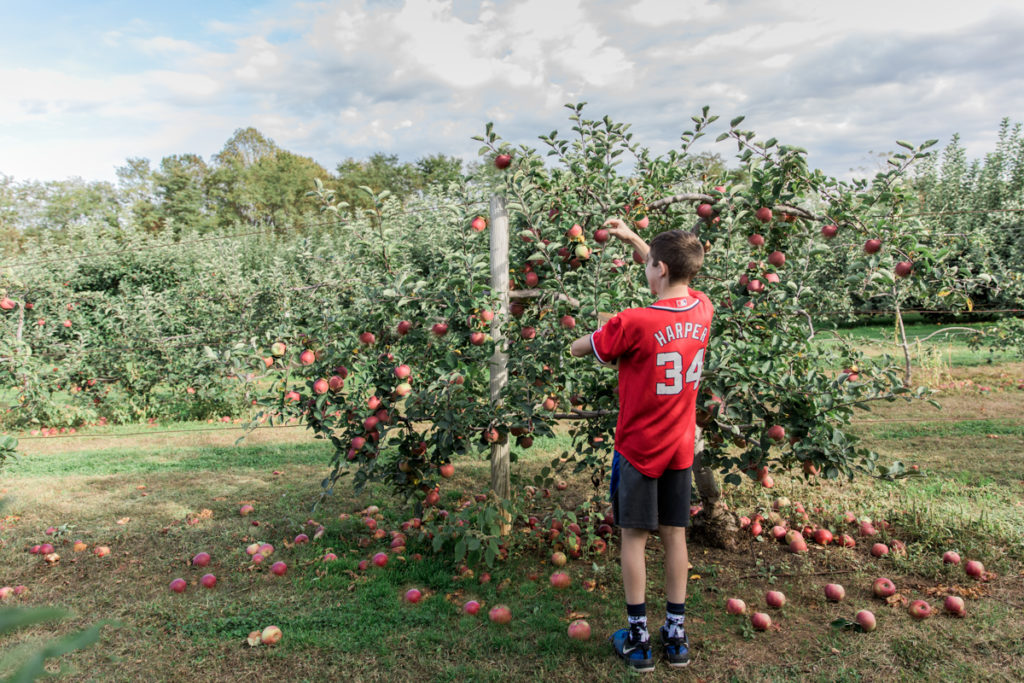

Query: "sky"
left=2, top=0, right=1023, bottom=183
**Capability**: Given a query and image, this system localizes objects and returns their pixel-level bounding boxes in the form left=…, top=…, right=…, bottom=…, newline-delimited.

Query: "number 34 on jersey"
left=655, top=348, right=705, bottom=395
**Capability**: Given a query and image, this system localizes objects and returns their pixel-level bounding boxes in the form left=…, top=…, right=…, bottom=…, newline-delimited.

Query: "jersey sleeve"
left=590, top=313, right=633, bottom=364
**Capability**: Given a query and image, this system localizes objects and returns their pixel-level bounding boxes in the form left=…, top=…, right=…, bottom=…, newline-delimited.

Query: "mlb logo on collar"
left=675, top=298, right=688, bottom=307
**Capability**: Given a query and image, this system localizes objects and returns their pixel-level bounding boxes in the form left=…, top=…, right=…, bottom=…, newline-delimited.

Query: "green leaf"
left=730, top=116, right=745, bottom=128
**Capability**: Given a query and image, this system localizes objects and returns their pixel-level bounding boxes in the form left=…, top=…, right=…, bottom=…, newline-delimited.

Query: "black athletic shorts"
left=610, top=451, right=692, bottom=530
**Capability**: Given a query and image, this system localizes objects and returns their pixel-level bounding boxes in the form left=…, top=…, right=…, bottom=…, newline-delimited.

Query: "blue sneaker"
left=611, top=626, right=654, bottom=673
left=659, top=624, right=691, bottom=667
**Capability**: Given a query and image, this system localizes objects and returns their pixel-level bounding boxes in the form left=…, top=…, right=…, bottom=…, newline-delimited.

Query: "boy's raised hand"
left=603, top=217, right=649, bottom=261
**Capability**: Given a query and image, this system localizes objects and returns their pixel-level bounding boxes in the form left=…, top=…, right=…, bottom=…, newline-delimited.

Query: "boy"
left=569, top=217, right=713, bottom=672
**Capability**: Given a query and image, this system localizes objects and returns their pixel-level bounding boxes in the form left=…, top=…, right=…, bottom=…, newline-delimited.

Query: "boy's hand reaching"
left=603, top=217, right=649, bottom=261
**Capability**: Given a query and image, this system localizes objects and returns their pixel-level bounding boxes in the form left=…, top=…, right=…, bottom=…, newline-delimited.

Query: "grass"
left=1, top=367, right=1023, bottom=680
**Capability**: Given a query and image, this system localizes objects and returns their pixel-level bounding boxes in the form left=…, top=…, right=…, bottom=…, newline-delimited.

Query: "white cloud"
left=2, top=0, right=1024, bottom=183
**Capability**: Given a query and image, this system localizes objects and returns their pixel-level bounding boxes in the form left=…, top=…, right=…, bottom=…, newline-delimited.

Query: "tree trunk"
left=488, top=195, right=512, bottom=530
left=690, top=427, right=741, bottom=551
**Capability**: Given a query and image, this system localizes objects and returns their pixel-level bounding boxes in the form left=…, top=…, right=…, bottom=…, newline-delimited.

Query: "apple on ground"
left=169, top=578, right=187, bottom=593
left=943, top=551, right=961, bottom=565
left=551, top=551, right=567, bottom=567
left=464, top=600, right=481, bottom=615
left=765, top=591, right=786, bottom=608
left=550, top=572, right=570, bottom=589
left=239, top=504, right=255, bottom=516
left=489, top=605, right=512, bottom=624
left=725, top=598, right=746, bottom=615
left=965, top=560, right=984, bottom=578
left=201, top=573, right=217, bottom=589
left=824, top=584, right=845, bottom=602
left=908, top=600, right=932, bottom=620
left=872, top=577, right=896, bottom=598
left=855, top=610, right=877, bottom=632
left=944, top=595, right=966, bottom=617
left=192, top=552, right=211, bottom=567
left=270, top=561, right=287, bottom=576
left=751, top=612, right=771, bottom=630
left=567, top=620, right=591, bottom=640
left=373, top=552, right=388, bottom=568
left=871, top=543, right=889, bottom=558
left=404, top=588, right=422, bottom=603
left=261, top=625, right=283, bottom=645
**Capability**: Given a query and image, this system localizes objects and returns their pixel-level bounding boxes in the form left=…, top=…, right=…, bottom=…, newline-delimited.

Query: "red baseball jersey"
left=590, top=290, right=714, bottom=477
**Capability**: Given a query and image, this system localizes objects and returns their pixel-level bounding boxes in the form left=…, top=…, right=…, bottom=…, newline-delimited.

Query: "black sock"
left=665, top=601, right=686, bottom=638
left=626, top=602, right=649, bottom=642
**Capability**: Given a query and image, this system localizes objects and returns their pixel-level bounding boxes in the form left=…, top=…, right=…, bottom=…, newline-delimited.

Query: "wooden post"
left=488, top=195, right=511, bottom=504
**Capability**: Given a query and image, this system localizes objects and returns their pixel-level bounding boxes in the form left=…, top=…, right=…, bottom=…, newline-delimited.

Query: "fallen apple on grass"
left=489, top=605, right=512, bottom=624
left=201, top=573, right=217, bottom=589
left=872, top=578, right=896, bottom=598
left=169, top=578, right=187, bottom=594
left=567, top=620, right=591, bottom=640
left=751, top=612, right=771, bottom=631
left=944, top=595, right=966, bottom=618
left=824, top=584, right=845, bottom=602
left=908, top=600, right=932, bottom=620
left=261, top=625, right=283, bottom=645
left=965, top=560, right=984, bottom=578
left=726, top=598, right=747, bottom=615
left=464, top=600, right=481, bottom=615
left=765, top=591, right=786, bottom=608
left=855, top=610, right=876, bottom=632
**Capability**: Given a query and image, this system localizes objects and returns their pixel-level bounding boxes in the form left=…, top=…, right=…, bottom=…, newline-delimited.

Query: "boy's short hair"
left=648, top=230, right=704, bottom=284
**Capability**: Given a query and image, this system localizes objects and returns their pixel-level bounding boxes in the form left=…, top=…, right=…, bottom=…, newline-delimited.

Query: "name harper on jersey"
left=654, top=322, right=707, bottom=347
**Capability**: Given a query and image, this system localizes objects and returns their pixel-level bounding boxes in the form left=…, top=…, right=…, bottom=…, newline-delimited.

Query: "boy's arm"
left=569, top=334, right=593, bottom=358
left=603, top=217, right=649, bottom=261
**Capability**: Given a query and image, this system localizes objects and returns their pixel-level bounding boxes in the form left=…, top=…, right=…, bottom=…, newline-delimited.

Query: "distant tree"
left=154, top=154, right=214, bottom=234
left=116, top=157, right=162, bottom=233
left=209, top=127, right=330, bottom=230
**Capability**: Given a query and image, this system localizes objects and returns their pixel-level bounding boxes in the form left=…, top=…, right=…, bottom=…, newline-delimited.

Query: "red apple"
left=313, top=378, right=329, bottom=395
left=200, top=573, right=217, bottom=589
left=894, top=261, right=913, bottom=278
left=567, top=619, right=591, bottom=640
left=551, top=551, right=567, bottom=567
left=824, top=583, right=845, bottom=602
left=521, top=326, right=536, bottom=340
left=494, top=154, right=512, bottom=169
left=813, top=529, right=833, bottom=546
left=431, top=322, right=449, bottom=336
left=469, top=331, right=486, bottom=345
left=192, top=552, right=211, bottom=568
left=908, top=600, right=932, bottom=620
left=770, top=525, right=787, bottom=541
left=635, top=216, right=649, bottom=229
left=372, top=552, right=388, bottom=568
left=549, top=572, right=570, bottom=589
left=697, top=203, right=714, bottom=219
left=871, top=543, right=889, bottom=558
left=872, top=577, right=896, bottom=598
left=269, top=561, right=287, bottom=576
left=748, top=233, right=765, bottom=247
left=726, top=598, right=747, bottom=615
left=864, top=239, right=882, bottom=254
left=855, top=610, right=876, bottom=632
left=260, top=625, right=282, bottom=645
left=965, top=560, right=984, bottom=578
left=169, top=578, right=187, bottom=593
left=560, top=315, right=576, bottom=329
left=789, top=538, right=808, bottom=554
left=294, top=533, right=309, bottom=544
left=766, top=425, right=786, bottom=442
left=859, top=521, right=877, bottom=537
left=566, top=224, right=583, bottom=239
left=489, top=604, right=512, bottom=624
left=0, top=297, right=15, bottom=310
left=299, top=349, right=315, bottom=365
left=760, top=475, right=775, bottom=488
left=396, top=320, right=412, bottom=335
left=594, top=229, right=609, bottom=243
left=942, top=551, right=961, bottom=565
left=766, top=590, right=786, bottom=608
left=943, top=595, right=965, bottom=618
left=751, top=612, right=771, bottom=631
left=359, top=331, right=376, bottom=345
left=404, top=588, right=422, bottom=603
left=439, top=463, right=454, bottom=478
left=239, top=504, right=255, bottom=516
left=821, top=224, right=838, bottom=238
left=463, top=600, right=481, bottom=615
left=524, top=271, right=539, bottom=287
left=768, top=250, right=785, bottom=267
left=755, top=207, right=773, bottom=223
left=471, top=216, right=487, bottom=232
left=838, top=534, right=856, bottom=548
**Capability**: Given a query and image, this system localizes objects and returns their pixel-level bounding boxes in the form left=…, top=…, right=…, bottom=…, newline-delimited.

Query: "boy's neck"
left=654, top=282, right=691, bottom=301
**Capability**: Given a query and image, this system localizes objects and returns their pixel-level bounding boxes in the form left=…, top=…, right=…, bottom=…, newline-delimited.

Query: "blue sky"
left=2, top=0, right=1023, bottom=183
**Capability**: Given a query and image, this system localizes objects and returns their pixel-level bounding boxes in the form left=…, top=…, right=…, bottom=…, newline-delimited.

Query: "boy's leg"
left=620, top=527, right=650, bottom=605
left=659, top=525, right=688, bottom=604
